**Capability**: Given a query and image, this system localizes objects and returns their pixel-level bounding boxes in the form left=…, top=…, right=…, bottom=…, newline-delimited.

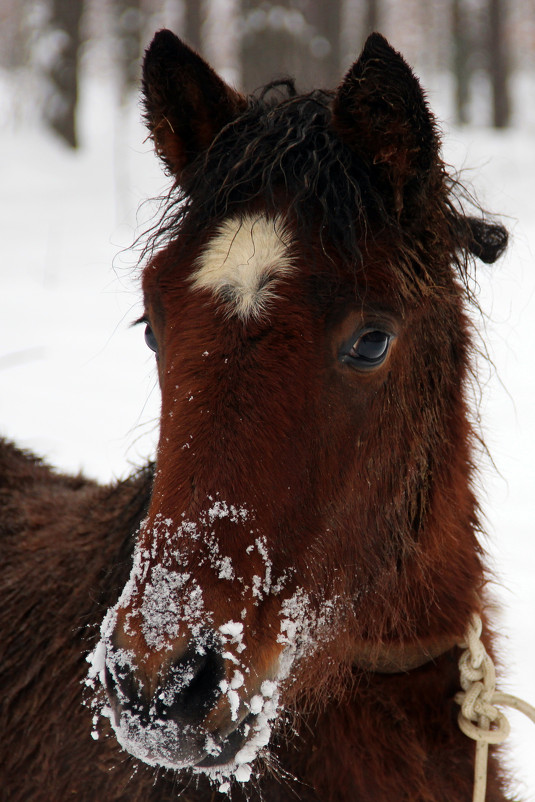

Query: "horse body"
left=1, top=31, right=513, bottom=801
left=0, top=442, right=151, bottom=800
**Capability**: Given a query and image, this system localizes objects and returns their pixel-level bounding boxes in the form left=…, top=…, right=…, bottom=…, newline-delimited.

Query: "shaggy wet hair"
left=144, top=80, right=507, bottom=299
left=182, top=83, right=380, bottom=256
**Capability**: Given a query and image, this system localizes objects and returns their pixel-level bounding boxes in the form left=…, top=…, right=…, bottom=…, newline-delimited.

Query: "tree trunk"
left=113, top=0, right=145, bottom=100
left=488, top=0, right=510, bottom=127
left=184, top=0, right=204, bottom=53
left=240, top=0, right=344, bottom=93
left=452, top=0, right=470, bottom=124
left=365, top=0, right=380, bottom=35
left=307, top=0, right=343, bottom=89
left=240, top=0, right=301, bottom=92
left=45, top=0, right=84, bottom=148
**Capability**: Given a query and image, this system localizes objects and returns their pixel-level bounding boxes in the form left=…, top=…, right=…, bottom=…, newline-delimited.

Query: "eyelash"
left=135, top=316, right=159, bottom=356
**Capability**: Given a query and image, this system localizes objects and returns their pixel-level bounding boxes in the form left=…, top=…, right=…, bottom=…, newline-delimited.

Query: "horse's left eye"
left=144, top=324, right=158, bottom=354
left=343, top=330, right=391, bottom=369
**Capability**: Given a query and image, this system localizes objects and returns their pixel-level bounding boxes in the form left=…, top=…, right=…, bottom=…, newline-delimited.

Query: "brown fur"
left=1, top=31, right=516, bottom=802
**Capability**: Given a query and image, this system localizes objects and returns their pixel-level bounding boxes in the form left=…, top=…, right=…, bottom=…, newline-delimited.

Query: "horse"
left=1, top=30, right=514, bottom=802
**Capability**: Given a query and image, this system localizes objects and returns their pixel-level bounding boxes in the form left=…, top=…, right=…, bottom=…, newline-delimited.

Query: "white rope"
left=455, top=614, right=535, bottom=802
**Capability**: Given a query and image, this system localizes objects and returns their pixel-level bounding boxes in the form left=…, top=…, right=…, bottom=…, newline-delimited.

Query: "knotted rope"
left=455, top=614, right=535, bottom=802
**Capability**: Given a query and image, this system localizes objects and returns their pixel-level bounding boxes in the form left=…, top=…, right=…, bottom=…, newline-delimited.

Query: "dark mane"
left=146, top=83, right=377, bottom=263
left=144, top=80, right=506, bottom=305
left=190, top=84, right=381, bottom=252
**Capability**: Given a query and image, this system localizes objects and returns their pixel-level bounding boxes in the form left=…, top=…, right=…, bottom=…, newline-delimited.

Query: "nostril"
left=103, top=637, right=226, bottom=732
left=156, top=646, right=225, bottom=722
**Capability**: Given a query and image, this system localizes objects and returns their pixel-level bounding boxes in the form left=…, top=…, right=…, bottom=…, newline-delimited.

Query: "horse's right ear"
left=142, top=30, right=246, bottom=177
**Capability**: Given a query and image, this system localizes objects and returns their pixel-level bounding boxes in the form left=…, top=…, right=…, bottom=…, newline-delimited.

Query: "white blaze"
left=191, top=214, right=295, bottom=320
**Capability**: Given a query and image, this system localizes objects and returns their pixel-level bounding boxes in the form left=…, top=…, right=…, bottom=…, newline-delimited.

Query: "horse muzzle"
left=100, top=630, right=278, bottom=772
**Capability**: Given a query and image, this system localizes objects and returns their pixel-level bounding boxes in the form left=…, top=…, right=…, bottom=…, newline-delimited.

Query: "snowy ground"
left=1, top=75, right=534, bottom=798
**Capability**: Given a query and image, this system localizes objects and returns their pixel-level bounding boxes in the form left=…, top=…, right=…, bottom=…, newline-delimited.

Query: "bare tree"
left=488, top=0, right=510, bottom=127
left=0, top=0, right=26, bottom=70
left=44, top=0, right=84, bottom=147
left=240, top=0, right=305, bottom=92
left=113, top=0, right=145, bottom=100
left=364, top=0, right=380, bottom=35
left=452, top=0, right=470, bottom=124
left=240, top=0, right=343, bottom=93
left=184, top=0, right=203, bottom=52
left=307, top=0, right=343, bottom=89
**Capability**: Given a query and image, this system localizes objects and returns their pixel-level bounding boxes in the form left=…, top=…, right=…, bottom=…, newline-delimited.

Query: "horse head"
left=92, top=31, right=507, bottom=788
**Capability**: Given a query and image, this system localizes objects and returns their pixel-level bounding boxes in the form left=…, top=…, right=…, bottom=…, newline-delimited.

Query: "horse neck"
left=270, top=652, right=508, bottom=802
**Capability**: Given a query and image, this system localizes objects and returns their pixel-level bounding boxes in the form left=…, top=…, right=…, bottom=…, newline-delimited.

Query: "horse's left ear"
left=142, top=29, right=247, bottom=177
left=332, top=33, right=440, bottom=214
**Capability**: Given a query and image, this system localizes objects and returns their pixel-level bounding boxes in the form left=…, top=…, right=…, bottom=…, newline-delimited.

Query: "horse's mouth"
left=194, top=712, right=257, bottom=768
left=110, top=705, right=267, bottom=776
left=101, top=635, right=281, bottom=778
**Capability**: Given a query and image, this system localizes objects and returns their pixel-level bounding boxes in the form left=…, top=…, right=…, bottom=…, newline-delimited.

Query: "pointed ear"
left=332, top=33, right=440, bottom=214
left=142, top=30, right=247, bottom=177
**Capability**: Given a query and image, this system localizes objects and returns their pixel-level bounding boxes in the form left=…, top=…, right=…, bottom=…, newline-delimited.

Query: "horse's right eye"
left=144, top=324, right=158, bottom=354
left=349, top=330, right=390, bottom=363
left=339, top=327, right=393, bottom=371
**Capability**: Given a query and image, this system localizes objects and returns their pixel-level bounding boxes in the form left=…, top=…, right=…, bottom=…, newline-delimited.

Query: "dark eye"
left=144, top=324, right=158, bottom=355
left=342, top=330, right=392, bottom=369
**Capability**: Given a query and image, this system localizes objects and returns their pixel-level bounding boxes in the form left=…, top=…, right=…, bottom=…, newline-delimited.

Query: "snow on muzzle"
left=87, top=610, right=284, bottom=786
left=101, top=627, right=277, bottom=773
left=85, top=507, right=341, bottom=787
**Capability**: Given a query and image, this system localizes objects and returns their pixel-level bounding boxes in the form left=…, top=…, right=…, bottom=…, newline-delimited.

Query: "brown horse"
left=1, top=31, right=514, bottom=802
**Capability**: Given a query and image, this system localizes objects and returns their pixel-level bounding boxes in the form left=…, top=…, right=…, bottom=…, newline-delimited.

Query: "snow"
left=439, top=125, right=535, bottom=802
left=260, top=680, right=277, bottom=698
left=189, top=619, right=286, bottom=787
left=139, top=567, right=201, bottom=650
left=219, top=621, right=244, bottom=639
left=1, top=73, right=534, bottom=797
